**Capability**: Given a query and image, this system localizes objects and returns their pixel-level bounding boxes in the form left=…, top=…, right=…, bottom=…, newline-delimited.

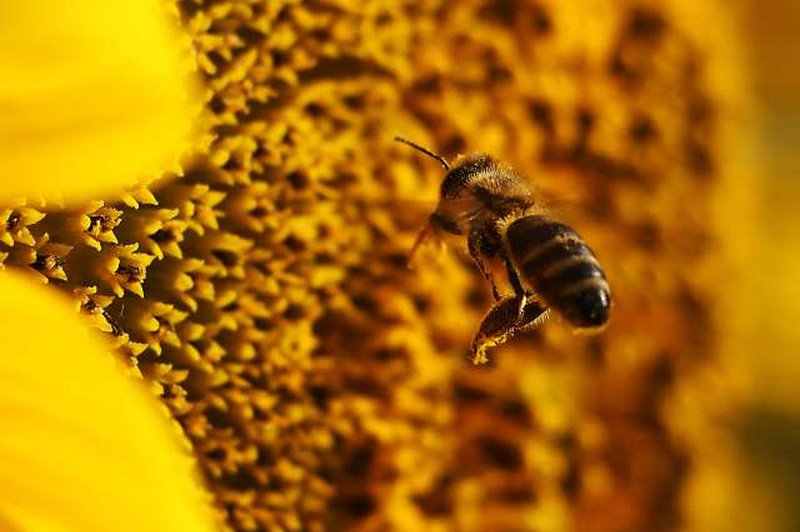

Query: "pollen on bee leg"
left=470, top=333, right=510, bottom=365
left=470, top=344, right=491, bottom=365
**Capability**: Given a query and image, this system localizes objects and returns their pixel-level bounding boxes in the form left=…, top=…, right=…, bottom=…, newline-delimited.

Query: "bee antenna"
left=394, top=136, right=450, bottom=170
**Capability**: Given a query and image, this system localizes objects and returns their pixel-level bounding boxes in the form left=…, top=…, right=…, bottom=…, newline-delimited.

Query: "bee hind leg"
left=501, top=255, right=529, bottom=321
left=470, top=294, right=548, bottom=365
left=503, top=256, right=525, bottom=296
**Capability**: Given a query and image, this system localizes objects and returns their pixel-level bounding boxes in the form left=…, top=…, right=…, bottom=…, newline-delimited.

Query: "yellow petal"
left=0, top=273, right=217, bottom=532
left=0, top=1, right=200, bottom=202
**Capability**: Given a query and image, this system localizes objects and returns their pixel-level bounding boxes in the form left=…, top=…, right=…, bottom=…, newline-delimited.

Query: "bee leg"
left=470, top=295, right=548, bottom=365
left=504, top=257, right=525, bottom=296
left=470, top=296, right=519, bottom=365
left=498, top=250, right=528, bottom=322
left=407, top=222, right=434, bottom=267
left=516, top=298, right=550, bottom=333
left=468, top=228, right=502, bottom=301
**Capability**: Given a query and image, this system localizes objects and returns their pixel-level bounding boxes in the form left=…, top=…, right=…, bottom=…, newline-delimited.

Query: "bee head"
left=439, top=155, right=495, bottom=199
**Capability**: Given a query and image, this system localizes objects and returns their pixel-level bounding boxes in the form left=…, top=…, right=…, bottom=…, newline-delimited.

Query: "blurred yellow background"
left=734, top=1, right=800, bottom=531
left=739, top=1, right=800, bottom=402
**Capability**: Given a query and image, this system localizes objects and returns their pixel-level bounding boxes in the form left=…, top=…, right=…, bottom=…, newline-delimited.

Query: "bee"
left=396, top=137, right=611, bottom=364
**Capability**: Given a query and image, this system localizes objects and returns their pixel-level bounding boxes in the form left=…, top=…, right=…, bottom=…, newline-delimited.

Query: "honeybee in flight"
left=396, top=137, right=611, bottom=364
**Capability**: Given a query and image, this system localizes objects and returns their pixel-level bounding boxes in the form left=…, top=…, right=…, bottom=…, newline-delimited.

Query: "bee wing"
left=529, top=183, right=594, bottom=226
left=527, top=163, right=607, bottom=216
left=434, top=195, right=485, bottom=226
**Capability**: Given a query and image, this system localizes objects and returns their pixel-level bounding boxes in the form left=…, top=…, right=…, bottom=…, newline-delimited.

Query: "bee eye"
left=430, top=212, right=463, bottom=235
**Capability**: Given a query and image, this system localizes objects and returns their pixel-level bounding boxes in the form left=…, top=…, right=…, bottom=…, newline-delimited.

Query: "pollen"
left=0, top=1, right=750, bottom=531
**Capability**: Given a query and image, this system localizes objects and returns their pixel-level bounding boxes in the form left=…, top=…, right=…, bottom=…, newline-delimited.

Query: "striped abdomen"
left=506, top=215, right=611, bottom=328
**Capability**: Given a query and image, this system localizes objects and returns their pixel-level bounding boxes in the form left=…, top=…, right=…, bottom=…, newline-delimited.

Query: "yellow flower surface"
left=0, top=274, right=216, bottom=532
left=0, top=0, right=756, bottom=531
left=0, top=1, right=199, bottom=202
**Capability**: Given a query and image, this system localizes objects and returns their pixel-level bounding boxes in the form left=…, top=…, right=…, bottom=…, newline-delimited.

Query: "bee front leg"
left=470, top=294, right=548, bottom=365
left=468, top=227, right=502, bottom=301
